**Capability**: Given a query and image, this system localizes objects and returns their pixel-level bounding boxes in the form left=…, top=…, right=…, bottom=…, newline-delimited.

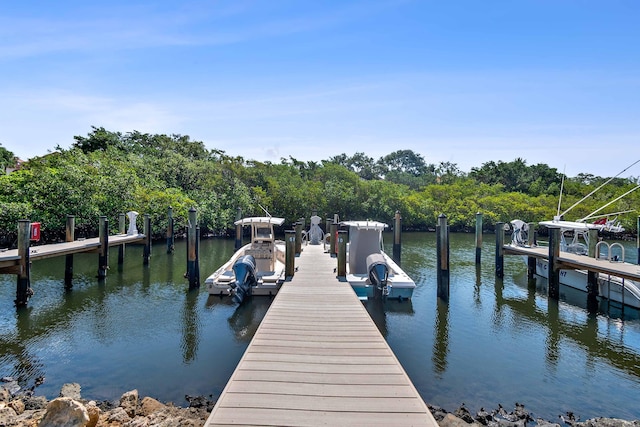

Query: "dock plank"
left=205, top=243, right=437, bottom=426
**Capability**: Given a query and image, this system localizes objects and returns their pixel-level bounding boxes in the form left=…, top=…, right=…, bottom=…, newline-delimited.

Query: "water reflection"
left=363, top=298, right=414, bottom=338
left=181, top=290, right=200, bottom=363
left=433, top=297, right=449, bottom=376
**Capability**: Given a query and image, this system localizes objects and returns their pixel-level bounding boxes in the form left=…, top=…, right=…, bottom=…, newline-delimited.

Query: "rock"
left=185, top=394, right=215, bottom=412
left=140, top=396, right=166, bottom=416
left=476, top=407, right=494, bottom=425
left=0, top=387, right=10, bottom=403
left=39, top=397, right=89, bottom=427
left=8, top=398, right=25, bottom=415
left=439, top=413, right=482, bottom=427
left=455, top=404, right=476, bottom=424
left=0, top=405, right=18, bottom=426
left=85, top=401, right=101, bottom=427
left=22, top=395, right=47, bottom=410
left=120, top=389, right=139, bottom=417
left=108, top=406, right=131, bottom=423
left=125, top=416, right=150, bottom=426
left=60, top=382, right=82, bottom=400
left=536, top=419, right=561, bottom=427
left=575, top=419, right=640, bottom=427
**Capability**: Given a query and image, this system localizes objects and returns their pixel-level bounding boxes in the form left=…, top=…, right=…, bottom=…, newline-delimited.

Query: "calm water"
left=1, top=233, right=639, bottom=421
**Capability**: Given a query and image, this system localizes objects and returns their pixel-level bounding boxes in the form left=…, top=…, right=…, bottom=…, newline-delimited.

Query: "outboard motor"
left=230, top=255, right=257, bottom=304
left=366, top=253, right=389, bottom=298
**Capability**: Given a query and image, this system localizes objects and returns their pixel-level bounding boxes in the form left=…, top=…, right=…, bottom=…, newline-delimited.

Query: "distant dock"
left=205, top=243, right=437, bottom=426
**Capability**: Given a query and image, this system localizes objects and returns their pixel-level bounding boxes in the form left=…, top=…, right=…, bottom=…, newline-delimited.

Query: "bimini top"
left=234, top=217, right=285, bottom=226
left=539, top=220, right=599, bottom=232
left=341, top=220, right=388, bottom=231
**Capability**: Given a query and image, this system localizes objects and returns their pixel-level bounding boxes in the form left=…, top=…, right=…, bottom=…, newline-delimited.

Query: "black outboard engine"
left=366, top=253, right=389, bottom=298
left=230, top=255, right=257, bottom=304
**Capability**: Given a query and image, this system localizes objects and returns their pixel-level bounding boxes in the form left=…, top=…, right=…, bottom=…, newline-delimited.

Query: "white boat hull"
left=532, top=257, right=640, bottom=309
left=205, top=241, right=286, bottom=298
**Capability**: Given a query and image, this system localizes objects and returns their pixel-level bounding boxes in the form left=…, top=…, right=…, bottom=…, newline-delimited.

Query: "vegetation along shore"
left=1, top=127, right=638, bottom=247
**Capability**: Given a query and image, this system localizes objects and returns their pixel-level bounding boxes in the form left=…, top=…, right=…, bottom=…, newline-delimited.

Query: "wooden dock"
left=0, top=233, right=146, bottom=272
left=205, top=243, right=437, bottom=426
left=503, top=244, right=640, bottom=282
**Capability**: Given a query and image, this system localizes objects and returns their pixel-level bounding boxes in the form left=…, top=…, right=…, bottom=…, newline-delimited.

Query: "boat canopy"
left=341, top=220, right=388, bottom=231
left=539, top=220, right=598, bottom=232
left=234, top=217, right=285, bottom=226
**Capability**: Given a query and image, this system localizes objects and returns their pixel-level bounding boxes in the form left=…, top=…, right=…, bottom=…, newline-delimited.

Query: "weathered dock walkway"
left=205, top=243, right=437, bottom=426
left=504, top=244, right=640, bottom=282
left=0, top=233, right=145, bottom=271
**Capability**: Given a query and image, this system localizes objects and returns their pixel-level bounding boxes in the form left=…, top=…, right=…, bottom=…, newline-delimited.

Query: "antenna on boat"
left=578, top=184, right=640, bottom=222
left=556, top=165, right=566, bottom=218
left=258, top=204, right=272, bottom=218
left=582, top=209, right=637, bottom=221
left=560, top=159, right=640, bottom=218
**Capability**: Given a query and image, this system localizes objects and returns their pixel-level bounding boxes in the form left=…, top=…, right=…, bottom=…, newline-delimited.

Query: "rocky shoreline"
left=1, top=379, right=639, bottom=427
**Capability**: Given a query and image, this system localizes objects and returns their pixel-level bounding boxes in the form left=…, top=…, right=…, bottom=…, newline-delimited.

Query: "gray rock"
left=439, top=413, right=483, bottom=427
left=120, top=389, right=139, bottom=418
left=22, top=395, right=48, bottom=410
left=124, top=416, right=150, bottom=427
left=576, top=419, right=640, bottom=427
left=39, top=397, right=89, bottom=427
left=108, top=406, right=132, bottom=423
left=0, top=405, right=18, bottom=426
left=60, top=382, right=82, bottom=400
left=8, top=398, right=25, bottom=415
left=0, top=388, right=10, bottom=403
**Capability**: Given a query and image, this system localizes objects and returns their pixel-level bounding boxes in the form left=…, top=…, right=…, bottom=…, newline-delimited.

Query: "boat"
left=205, top=217, right=286, bottom=303
left=509, top=160, right=640, bottom=308
left=341, top=220, right=415, bottom=300
left=510, top=218, right=640, bottom=309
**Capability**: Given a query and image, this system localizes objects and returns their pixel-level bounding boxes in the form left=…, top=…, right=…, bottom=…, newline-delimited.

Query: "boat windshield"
left=254, top=226, right=273, bottom=241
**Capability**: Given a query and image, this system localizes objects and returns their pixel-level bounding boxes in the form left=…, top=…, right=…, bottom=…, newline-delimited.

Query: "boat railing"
left=595, top=241, right=626, bottom=262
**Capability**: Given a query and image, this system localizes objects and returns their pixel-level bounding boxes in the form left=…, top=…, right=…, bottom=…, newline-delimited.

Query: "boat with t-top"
left=341, top=220, right=415, bottom=300
left=205, top=216, right=286, bottom=304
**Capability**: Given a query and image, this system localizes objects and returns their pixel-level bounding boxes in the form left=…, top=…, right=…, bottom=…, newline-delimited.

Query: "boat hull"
left=532, top=257, right=640, bottom=309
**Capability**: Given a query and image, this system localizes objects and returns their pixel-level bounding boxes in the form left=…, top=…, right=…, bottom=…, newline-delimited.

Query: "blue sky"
left=1, top=0, right=639, bottom=178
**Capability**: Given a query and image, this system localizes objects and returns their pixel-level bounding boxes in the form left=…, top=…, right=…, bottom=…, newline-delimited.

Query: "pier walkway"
left=205, top=243, right=437, bottom=426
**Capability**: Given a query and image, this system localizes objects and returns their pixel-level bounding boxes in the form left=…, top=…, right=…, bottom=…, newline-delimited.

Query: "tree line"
left=1, top=127, right=638, bottom=247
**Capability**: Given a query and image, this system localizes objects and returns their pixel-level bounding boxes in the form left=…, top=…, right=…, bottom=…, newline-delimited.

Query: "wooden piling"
left=285, top=230, right=295, bottom=277
left=118, top=213, right=126, bottom=265
left=167, top=206, right=175, bottom=254
left=195, top=226, right=201, bottom=288
left=187, top=208, right=198, bottom=289
left=337, top=229, right=348, bottom=277
left=143, top=214, right=151, bottom=265
left=16, top=220, right=31, bottom=306
left=475, top=212, right=483, bottom=265
left=393, top=210, right=402, bottom=266
left=295, top=221, right=302, bottom=255
left=329, top=220, right=338, bottom=256
left=637, top=215, right=639, bottom=265
left=64, top=215, right=75, bottom=289
left=234, top=207, right=242, bottom=251
left=98, top=216, right=109, bottom=279
left=495, top=222, right=504, bottom=279
left=547, top=225, right=561, bottom=299
left=586, top=228, right=599, bottom=310
left=436, top=214, right=450, bottom=300
left=527, top=222, right=536, bottom=279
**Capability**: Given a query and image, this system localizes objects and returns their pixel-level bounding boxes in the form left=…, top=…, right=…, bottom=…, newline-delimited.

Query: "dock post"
left=337, top=230, right=348, bottom=277
left=295, top=221, right=303, bottom=255
left=436, top=214, right=450, bottom=300
left=637, top=215, right=639, bottom=265
left=495, top=222, right=504, bottom=279
left=393, top=210, right=402, bottom=266
left=329, top=220, right=338, bottom=257
left=234, top=207, right=242, bottom=251
left=475, top=212, right=483, bottom=265
left=64, top=215, right=75, bottom=289
left=285, top=230, right=295, bottom=277
left=187, top=208, right=198, bottom=289
left=527, top=222, right=536, bottom=279
left=98, top=216, right=109, bottom=279
left=195, top=226, right=201, bottom=288
left=167, top=206, right=175, bottom=254
left=16, top=220, right=32, bottom=307
left=547, top=225, right=561, bottom=299
left=118, top=213, right=126, bottom=265
left=143, top=214, right=151, bottom=265
left=586, top=228, right=599, bottom=309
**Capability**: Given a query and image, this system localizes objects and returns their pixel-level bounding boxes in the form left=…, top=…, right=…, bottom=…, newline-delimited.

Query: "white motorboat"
left=508, top=159, right=640, bottom=308
left=510, top=218, right=640, bottom=309
left=341, top=220, right=415, bottom=300
left=205, top=217, right=286, bottom=303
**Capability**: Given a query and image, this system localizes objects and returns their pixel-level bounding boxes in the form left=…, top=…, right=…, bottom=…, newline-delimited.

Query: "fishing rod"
left=560, top=159, right=640, bottom=218
left=556, top=165, right=566, bottom=218
left=581, top=209, right=637, bottom=221
left=578, top=184, right=640, bottom=222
